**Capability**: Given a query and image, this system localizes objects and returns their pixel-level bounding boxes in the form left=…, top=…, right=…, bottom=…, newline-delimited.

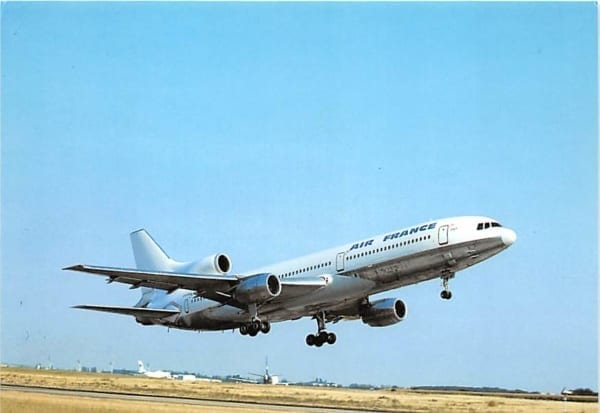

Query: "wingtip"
left=63, top=264, right=83, bottom=271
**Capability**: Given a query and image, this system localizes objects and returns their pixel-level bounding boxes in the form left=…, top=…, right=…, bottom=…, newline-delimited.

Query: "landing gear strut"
left=306, top=312, right=336, bottom=347
left=440, top=273, right=454, bottom=300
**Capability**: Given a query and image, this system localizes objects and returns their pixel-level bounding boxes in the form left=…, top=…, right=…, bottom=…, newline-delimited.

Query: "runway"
left=1, top=384, right=374, bottom=413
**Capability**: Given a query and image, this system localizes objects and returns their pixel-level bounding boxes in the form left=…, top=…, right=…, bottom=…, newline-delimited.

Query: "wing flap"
left=72, top=305, right=179, bottom=319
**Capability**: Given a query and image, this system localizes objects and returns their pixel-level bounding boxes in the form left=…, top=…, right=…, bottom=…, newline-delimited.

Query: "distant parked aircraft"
left=250, top=357, right=281, bottom=385
left=137, top=360, right=171, bottom=379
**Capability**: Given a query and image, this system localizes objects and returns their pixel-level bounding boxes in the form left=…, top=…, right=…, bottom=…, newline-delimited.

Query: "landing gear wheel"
left=248, top=326, right=259, bottom=337
left=326, top=332, right=337, bottom=345
left=260, top=321, right=271, bottom=334
left=440, top=290, right=453, bottom=300
left=239, top=324, right=248, bottom=335
left=306, top=334, right=316, bottom=346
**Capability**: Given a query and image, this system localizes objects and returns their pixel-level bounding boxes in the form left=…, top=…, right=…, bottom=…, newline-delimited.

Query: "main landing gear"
left=306, top=312, right=336, bottom=347
left=239, top=320, right=271, bottom=337
left=440, top=273, right=454, bottom=300
left=239, top=303, right=270, bottom=337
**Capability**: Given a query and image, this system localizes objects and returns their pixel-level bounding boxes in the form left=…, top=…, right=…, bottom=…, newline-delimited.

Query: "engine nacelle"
left=361, top=298, right=407, bottom=327
left=234, top=273, right=281, bottom=304
left=182, top=253, right=232, bottom=275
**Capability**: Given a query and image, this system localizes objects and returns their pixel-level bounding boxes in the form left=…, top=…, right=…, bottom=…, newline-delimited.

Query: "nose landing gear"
left=440, top=289, right=453, bottom=300
left=440, top=273, right=454, bottom=300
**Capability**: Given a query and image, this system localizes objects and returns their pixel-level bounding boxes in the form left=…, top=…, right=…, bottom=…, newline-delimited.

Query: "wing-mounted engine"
left=234, top=273, right=281, bottom=304
left=178, top=253, right=232, bottom=275
left=360, top=298, right=407, bottom=327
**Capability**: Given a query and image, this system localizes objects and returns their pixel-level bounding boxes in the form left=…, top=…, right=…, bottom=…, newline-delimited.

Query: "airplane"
left=249, top=357, right=280, bottom=385
left=137, top=360, right=172, bottom=379
left=65, top=216, right=516, bottom=347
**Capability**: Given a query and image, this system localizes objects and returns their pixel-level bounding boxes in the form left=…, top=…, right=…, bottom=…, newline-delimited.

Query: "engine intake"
left=361, top=298, right=407, bottom=327
left=234, top=273, right=281, bottom=304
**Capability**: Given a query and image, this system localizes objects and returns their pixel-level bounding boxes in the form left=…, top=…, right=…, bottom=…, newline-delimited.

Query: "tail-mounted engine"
left=234, top=273, right=281, bottom=304
left=360, top=298, right=407, bottom=327
left=180, top=253, right=232, bottom=275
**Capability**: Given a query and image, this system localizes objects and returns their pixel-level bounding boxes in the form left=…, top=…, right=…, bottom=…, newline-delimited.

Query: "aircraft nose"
left=502, top=229, right=517, bottom=246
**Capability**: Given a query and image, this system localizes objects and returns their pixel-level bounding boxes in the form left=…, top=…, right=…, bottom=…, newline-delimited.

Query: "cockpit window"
left=477, top=221, right=503, bottom=230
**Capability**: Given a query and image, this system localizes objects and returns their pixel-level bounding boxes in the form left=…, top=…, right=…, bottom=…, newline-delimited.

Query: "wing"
left=64, top=264, right=238, bottom=302
left=66, top=265, right=332, bottom=309
left=72, top=304, right=179, bottom=319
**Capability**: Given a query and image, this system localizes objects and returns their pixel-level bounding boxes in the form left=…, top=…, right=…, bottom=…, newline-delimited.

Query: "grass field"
left=1, top=367, right=597, bottom=413
left=1, top=390, right=281, bottom=413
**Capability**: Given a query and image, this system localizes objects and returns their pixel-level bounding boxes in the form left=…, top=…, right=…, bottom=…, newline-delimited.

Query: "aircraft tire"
left=260, top=321, right=271, bottom=334
left=306, top=334, right=316, bottom=346
left=326, top=332, right=336, bottom=345
left=240, top=324, right=248, bottom=335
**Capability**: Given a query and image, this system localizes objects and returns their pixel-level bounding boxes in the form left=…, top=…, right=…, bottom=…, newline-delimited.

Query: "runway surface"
left=1, top=384, right=373, bottom=413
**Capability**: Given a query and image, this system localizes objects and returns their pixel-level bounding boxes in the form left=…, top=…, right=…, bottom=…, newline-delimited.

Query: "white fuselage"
left=141, top=216, right=516, bottom=331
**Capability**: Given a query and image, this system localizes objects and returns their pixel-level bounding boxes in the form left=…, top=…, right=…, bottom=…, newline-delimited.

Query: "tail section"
left=265, top=356, right=269, bottom=376
left=137, top=360, right=146, bottom=374
left=130, top=229, right=176, bottom=303
left=130, top=230, right=174, bottom=271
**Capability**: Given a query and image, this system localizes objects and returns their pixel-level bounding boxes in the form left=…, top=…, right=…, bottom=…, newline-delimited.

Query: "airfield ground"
left=0, top=367, right=597, bottom=413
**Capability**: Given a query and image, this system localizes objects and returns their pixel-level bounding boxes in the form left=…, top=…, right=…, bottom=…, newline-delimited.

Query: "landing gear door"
left=438, top=225, right=449, bottom=245
left=336, top=252, right=345, bottom=272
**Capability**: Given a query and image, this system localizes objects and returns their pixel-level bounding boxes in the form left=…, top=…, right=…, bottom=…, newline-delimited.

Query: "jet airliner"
left=65, top=216, right=516, bottom=347
left=137, top=360, right=172, bottom=379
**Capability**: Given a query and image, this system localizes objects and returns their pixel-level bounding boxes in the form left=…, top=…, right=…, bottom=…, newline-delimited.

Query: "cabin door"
left=438, top=225, right=449, bottom=245
left=336, top=252, right=345, bottom=272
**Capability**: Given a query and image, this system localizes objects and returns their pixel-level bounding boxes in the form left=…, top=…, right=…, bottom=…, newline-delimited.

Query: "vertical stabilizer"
left=137, top=360, right=146, bottom=374
left=130, top=229, right=174, bottom=271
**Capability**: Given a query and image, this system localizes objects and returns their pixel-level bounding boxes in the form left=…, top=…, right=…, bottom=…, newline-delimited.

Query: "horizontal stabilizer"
left=72, top=304, right=179, bottom=319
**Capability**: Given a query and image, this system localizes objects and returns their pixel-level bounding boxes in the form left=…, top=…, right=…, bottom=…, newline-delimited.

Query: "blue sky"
left=1, top=2, right=597, bottom=392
